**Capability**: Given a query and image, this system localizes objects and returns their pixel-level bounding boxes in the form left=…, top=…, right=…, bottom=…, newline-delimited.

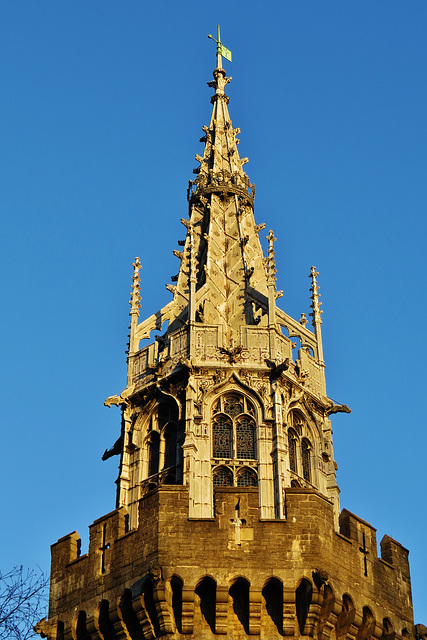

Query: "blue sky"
left=1, top=0, right=426, bottom=625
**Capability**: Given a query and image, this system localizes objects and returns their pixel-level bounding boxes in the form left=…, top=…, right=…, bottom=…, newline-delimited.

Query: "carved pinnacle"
left=129, top=257, right=141, bottom=317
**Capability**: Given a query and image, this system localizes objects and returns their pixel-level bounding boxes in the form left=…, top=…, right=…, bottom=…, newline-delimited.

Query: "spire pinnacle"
left=266, top=230, right=278, bottom=287
left=128, top=257, right=141, bottom=359
left=130, top=257, right=141, bottom=317
left=309, top=266, right=324, bottom=364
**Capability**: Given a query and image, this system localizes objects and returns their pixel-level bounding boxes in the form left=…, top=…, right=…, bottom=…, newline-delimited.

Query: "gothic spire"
left=309, top=266, right=324, bottom=364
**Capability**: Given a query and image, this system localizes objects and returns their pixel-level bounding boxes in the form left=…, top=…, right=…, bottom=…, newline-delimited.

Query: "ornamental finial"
left=129, top=257, right=141, bottom=318
left=207, top=26, right=232, bottom=100
left=266, top=229, right=277, bottom=286
left=309, top=266, right=324, bottom=364
left=309, top=266, right=322, bottom=326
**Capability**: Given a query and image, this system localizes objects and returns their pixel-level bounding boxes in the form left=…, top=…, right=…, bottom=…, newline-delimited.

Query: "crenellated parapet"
left=39, top=487, right=414, bottom=640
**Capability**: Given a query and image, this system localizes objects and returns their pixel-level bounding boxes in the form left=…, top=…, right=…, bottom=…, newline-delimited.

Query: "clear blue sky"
left=1, top=0, right=426, bottom=625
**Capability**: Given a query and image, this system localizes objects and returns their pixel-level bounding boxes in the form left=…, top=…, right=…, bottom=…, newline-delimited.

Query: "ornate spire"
left=266, top=230, right=277, bottom=287
left=309, top=266, right=324, bottom=364
left=129, top=257, right=141, bottom=317
left=128, top=257, right=141, bottom=356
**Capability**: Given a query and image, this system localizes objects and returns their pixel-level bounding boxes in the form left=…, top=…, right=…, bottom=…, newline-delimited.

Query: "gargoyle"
left=265, top=358, right=290, bottom=379
left=326, top=402, right=351, bottom=416
left=312, top=568, right=329, bottom=590
left=104, top=395, right=124, bottom=408
left=102, top=435, right=122, bottom=461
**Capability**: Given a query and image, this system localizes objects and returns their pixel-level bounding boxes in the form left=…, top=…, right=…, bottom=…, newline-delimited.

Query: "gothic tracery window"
left=212, top=416, right=232, bottom=458
left=288, top=429, right=297, bottom=473
left=145, top=399, right=180, bottom=484
left=213, top=466, right=233, bottom=486
left=148, top=431, right=160, bottom=477
left=212, top=393, right=256, bottom=460
left=288, top=411, right=313, bottom=485
left=301, top=439, right=311, bottom=482
left=237, top=468, right=258, bottom=487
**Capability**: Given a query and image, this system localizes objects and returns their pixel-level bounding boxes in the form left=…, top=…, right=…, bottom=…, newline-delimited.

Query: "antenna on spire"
left=208, top=25, right=232, bottom=69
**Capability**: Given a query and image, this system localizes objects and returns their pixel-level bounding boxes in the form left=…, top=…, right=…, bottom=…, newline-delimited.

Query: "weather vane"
left=208, top=25, right=232, bottom=65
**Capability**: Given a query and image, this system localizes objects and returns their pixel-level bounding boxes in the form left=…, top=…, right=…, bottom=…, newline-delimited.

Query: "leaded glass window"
left=212, top=416, right=232, bottom=458
left=223, top=394, right=244, bottom=418
left=211, top=393, right=257, bottom=481
left=237, top=469, right=257, bottom=487
left=288, top=429, right=297, bottom=473
left=302, top=439, right=311, bottom=482
left=236, top=417, right=255, bottom=459
left=213, top=467, right=233, bottom=486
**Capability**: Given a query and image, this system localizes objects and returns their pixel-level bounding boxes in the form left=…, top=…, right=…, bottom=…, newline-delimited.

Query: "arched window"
left=212, top=416, right=232, bottom=458
left=212, top=393, right=256, bottom=460
left=237, top=468, right=257, bottom=487
left=163, top=423, right=177, bottom=470
left=302, top=439, right=311, bottom=482
left=148, top=432, right=160, bottom=477
left=288, top=429, right=297, bottom=473
left=213, top=466, right=233, bottom=487
left=236, top=416, right=255, bottom=459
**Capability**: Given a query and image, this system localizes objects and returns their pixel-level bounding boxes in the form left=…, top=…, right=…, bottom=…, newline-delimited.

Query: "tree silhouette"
left=0, top=566, right=48, bottom=639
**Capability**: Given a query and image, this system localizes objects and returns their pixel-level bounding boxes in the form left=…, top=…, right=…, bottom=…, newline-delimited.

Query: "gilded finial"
left=299, top=312, right=308, bottom=327
left=129, top=257, right=141, bottom=318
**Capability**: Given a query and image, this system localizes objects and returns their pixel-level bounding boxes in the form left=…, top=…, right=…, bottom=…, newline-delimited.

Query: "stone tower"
left=36, top=39, right=418, bottom=640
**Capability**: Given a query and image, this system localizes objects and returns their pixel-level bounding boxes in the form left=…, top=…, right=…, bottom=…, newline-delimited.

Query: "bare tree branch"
left=0, top=566, right=48, bottom=640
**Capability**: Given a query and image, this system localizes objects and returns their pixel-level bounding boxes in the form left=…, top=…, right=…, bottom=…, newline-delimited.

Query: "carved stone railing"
left=298, top=348, right=326, bottom=397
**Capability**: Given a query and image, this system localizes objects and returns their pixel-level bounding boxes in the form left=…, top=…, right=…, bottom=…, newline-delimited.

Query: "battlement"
left=43, top=486, right=413, bottom=640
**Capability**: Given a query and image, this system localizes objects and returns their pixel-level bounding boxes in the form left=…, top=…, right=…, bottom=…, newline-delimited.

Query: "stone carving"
left=416, top=625, right=427, bottom=640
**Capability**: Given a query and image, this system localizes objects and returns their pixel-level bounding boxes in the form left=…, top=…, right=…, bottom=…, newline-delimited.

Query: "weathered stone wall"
left=39, top=486, right=413, bottom=640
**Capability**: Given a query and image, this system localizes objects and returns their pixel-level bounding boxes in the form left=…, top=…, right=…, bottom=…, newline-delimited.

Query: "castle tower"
left=36, top=34, right=417, bottom=640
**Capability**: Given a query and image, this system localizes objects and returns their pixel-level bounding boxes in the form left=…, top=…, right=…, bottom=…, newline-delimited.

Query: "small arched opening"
left=195, top=576, right=216, bottom=633
left=229, top=577, right=250, bottom=634
left=170, top=576, right=183, bottom=633
left=295, top=578, right=313, bottom=635
left=262, top=577, right=283, bottom=634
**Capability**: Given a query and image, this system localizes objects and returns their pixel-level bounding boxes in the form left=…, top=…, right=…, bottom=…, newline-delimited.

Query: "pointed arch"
left=262, top=577, right=283, bottom=634
left=288, top=428, right=298, bottom=473
left=302, top=438, right=311, bottom=482
left=148, top=431, right=160, bottom=477
left=229, top=577, right=250, bottom=634
left=118, top=590, right=143, bottom=640
left=95, top=599, right=116, bottom=640
left=170, top=575, right=183, bottom=633
left=236, top=467, right=257, bottom=487
left=74, top=611, right=90, bottom=640
left=213, top=465, right=233, bottom=487
left=295, top=577, right=313, bottom=634
left=195, top=576, right=216, bottom=633
left=163, top=422, right=177, bottom=470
